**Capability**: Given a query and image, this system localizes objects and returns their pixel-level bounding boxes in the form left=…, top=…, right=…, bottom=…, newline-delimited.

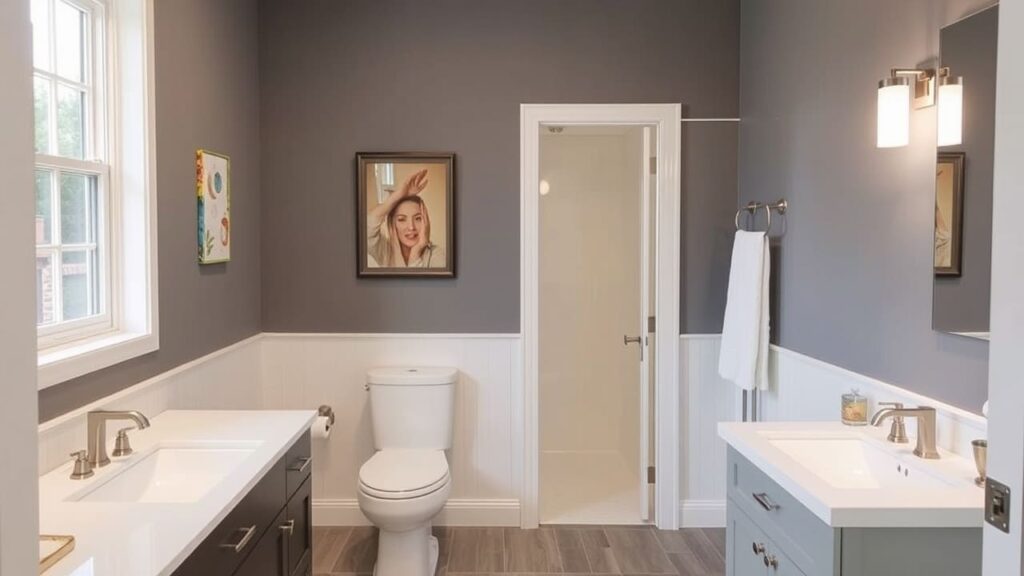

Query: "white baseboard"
left=313, top=498, right=521, bottom=527
left=679, top=499, right=726, bottom=528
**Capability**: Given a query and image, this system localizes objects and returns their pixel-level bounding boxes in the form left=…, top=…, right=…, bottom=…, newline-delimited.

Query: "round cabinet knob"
left=752, top=542, right=766, bottom=556
left=763, top=553, right=779, bottom=569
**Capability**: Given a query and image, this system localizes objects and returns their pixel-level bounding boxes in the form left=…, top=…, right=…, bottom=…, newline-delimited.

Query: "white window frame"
left=36, top=0, right=159, bottom=389
left=34, top=0, right=113, bottom=345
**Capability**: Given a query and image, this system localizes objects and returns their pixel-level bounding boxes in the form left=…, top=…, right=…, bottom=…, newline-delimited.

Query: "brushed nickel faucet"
left=871, top=405, right=939, bottom=459
left=86, top=410, right=151, bottom=467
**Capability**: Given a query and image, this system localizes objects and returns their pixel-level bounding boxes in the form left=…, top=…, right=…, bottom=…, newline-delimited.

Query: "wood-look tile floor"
left=313, top=525, right=726, bottom=576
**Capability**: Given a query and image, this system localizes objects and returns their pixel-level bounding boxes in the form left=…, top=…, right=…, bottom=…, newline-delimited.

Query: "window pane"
left=62, top=250, right=98, bottom=321
left=36, top=253, right=55, bottom=326
left=34, top=77, right=51, bottom=154
left=61, top=172, right=96, bottom=244
left=31, top=0, right=51, bottom=71
left=55, top=1, right=85, bottom=83
left=35, top=170, right=53, bottom=245
left=56, top=84, right=85, bottom=158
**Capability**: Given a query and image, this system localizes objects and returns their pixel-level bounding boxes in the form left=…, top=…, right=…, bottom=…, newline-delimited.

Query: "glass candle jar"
left=841, top=389, right=868, bottom=426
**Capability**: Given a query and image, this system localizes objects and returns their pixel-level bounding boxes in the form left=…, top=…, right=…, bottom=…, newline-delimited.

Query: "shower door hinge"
left=649, top=157, right=657, bottom=175
left=647, top=316, right=656, bottom=333
left=647, top=466, right=656, bottom=484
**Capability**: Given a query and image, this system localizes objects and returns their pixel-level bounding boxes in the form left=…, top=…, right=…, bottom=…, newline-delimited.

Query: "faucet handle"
left=875, top=402, right=909, bottom=444
left=69, top=450, right=94, bottom=480
left=112, top=427, right=134, bottom=458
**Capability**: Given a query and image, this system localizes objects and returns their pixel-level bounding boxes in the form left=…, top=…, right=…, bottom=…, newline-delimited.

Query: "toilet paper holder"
left=318, top=405, right=335, bottom=427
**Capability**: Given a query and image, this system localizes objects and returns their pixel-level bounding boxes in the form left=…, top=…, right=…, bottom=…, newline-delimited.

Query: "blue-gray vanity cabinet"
left=726, top=448, right=981, bottom=576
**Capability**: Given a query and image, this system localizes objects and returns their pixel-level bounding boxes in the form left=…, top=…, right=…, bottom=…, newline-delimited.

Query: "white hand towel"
left=718, top=230, right=770, bottom=391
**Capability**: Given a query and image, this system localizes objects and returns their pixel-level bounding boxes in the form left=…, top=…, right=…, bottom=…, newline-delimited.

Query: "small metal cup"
left=972, top=439, right=987, bottom=487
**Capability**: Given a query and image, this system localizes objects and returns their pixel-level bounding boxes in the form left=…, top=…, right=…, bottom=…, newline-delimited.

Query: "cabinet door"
left=286, top=476, right=313, bottom=576
left=727, top=502, right=768, bottom=576
left=235, top=509, right=288, bottom=576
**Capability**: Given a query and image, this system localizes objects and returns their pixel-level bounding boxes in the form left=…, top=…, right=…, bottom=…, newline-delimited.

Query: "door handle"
left=623, top=335, right=643, bottom=361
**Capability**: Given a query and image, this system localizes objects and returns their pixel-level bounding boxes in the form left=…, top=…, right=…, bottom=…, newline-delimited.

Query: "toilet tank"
left=366, top=367, right=457, bottom=450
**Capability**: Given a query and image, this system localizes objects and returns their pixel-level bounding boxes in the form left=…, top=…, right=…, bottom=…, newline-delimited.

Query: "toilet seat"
left=358, top=449, right=450, bottom=500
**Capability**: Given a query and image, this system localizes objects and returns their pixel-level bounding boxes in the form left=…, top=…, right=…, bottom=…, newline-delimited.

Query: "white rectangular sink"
left=718, top=422, right=983, bottom=527
left=74, top=445, right=257, bottom=504
left=762, top=432, right=953, bottom=490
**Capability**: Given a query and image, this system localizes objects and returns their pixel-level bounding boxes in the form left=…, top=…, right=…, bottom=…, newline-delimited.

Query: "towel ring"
left=734, top=199, right=788, bottom=233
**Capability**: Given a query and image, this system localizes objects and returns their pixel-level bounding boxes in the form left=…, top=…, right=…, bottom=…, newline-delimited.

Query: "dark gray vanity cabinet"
left=173, top=429, right=312, bottom=576
left=725, top=448, right=982, bottom=576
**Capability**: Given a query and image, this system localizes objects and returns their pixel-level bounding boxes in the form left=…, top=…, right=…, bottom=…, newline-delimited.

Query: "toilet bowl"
left=357, top=449, right=451, bottom=576
left=356, top=367, right=457, bottom=576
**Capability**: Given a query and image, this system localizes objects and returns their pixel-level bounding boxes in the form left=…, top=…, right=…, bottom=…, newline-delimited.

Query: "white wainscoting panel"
left=37, top=335, right=263, bottom=475
left=762, top=344, right=987, bottom=458
left=40, top=332, right=979, bottom=531
left=260, top=333, right=523, bottom=526
left=679, top=335, right=738, bottom=527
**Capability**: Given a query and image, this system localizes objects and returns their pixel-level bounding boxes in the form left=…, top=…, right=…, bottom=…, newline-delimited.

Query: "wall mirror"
left=932, top=4, right=998, bottom=340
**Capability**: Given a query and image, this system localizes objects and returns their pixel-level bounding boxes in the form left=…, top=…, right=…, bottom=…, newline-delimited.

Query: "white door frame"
left=983, top=0, right=1024, bottom=572
left=520, top=103, right=682, bottom=529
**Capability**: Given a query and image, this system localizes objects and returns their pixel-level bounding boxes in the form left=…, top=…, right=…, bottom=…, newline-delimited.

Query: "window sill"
left=38, top=330, right=159, bottom=390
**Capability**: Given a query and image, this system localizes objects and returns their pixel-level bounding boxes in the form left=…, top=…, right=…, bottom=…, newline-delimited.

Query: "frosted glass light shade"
left=877, top=81, right=911, bottom=148
left=937, top=81, right=963, bottom=147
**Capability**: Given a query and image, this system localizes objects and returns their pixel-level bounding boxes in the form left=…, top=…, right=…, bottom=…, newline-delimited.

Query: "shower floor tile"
left=540, top=450, right=641, bottom=525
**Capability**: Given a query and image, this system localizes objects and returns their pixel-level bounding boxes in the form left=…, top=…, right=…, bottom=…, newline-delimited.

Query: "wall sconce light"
left=876, top=66, right=963, bottom=148
left=877, top=76, right=912, bottom=148
left=876, top=67, right=936, bottom=148
left=937, top=68, right=964, bottom=147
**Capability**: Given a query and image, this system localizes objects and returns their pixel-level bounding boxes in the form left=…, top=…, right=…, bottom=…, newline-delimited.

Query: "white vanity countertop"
left=39, top=410, right=316, bottom=576
left=718, top=421, right=984, bottom=528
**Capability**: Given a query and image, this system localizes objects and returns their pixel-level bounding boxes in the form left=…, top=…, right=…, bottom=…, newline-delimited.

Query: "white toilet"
left=357, top=367, right=457, bottom=576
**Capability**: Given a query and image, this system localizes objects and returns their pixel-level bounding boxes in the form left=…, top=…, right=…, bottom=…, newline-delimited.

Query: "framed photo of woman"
left=934, top=152, right=965, bottom=276
left=356, top=152, right=456, bottom=277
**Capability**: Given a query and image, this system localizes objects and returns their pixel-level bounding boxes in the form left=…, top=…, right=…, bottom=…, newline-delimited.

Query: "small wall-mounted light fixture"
left=876, top=67, right=937, bottom=148
left=877, top=66, right=963, bottom=148
left=937, top=67, right=964, bottom=147
left=878, top=76, right=912, bottom=148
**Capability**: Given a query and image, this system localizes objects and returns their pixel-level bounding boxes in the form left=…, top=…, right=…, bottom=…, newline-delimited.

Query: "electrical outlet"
left=985, top=477, right=1011, bottom=533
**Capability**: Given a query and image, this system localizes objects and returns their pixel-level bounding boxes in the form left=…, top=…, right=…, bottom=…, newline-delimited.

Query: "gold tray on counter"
left=39, top=535, right=75, bottom=574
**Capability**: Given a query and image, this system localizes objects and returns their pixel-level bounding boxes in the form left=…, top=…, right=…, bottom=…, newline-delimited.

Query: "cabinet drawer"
left=285, top=430, right=312, bottom=499
left=173, top=456, right=287, bottom=576
left=727, top=448, right=837, bottom=574
left=728, top=502, right=808, bottom=576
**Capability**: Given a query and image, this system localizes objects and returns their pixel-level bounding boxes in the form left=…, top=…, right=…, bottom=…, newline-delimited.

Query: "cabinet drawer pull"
left=764, top=553, right=779, bottom=569
left=752, top=542, right=766, bottom=556
left=219, top=525, right=257, bottom=553
left=288, top=457, right=313, bottom=473
left=752, top=491, right=779, bottom=511
left=280, top=519, right=295, bottom=536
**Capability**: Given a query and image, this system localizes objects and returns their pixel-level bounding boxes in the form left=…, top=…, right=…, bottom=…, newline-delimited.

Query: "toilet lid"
left=358, top=450, right=450, bottom=500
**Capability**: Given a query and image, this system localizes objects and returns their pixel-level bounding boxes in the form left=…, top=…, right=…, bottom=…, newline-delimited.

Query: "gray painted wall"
left=738, top=0, right=994, bottom=412
left=259, top=0, right=740, bottom=334
left=38, top=0, right=263, bottom=421
left=932, top=6, right=997, bottom=334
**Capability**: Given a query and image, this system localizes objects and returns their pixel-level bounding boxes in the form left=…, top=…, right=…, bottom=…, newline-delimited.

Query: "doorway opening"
left=521, top=104, right=681, bottom=529
left=538, top=125, right=655, bottom=524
